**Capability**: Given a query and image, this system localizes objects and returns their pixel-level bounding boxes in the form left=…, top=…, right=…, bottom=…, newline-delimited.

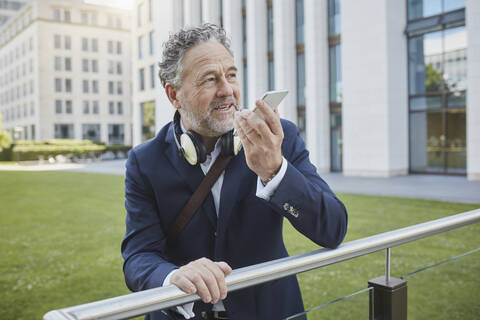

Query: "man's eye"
left=227, top=73, right=237, bottom=79
left=206, top=77, right=216, bottom=82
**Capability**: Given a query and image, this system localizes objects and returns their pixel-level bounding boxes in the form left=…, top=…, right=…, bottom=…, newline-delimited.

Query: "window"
left=117, top=41, right=122, bottom=54
left=92, top=80, right=98, bottom=93
left=65, top=57, right=71, bottom=71
left=148, top=0, right=153, bottom=22
left=54, top=124, right=74, bottom=138
left=138, top=35, right=145, bottom=59
left=92, top=101, right=99, bottom=114
left=108, top=40, right=113, bottom=54
left=117, top=102, right=123, bottom=115
left=55, top=56, right=62, bottom=71
left=82, top=124, right=100, bottom=141
left=108, top=81, right=114, bottom=94
left=91, top=12, right=98, bottom=25
left=83, top=79, right=89, bottom=93
left=109, top=101, right=115, bottom=114
left=108, top=124, right=125, bottom=144
left=149, top=31, right=154, bottom=55
left=150, top=64, right=155, bottom=88
left=55, top=78, right=62, bottom=92
left=92, top=59, right=98, bottom=72
left=82, top=38, right=88, bottom=51
left=141, top=101, right=155, bottom=141
left=81, top=12, right=88, bottom=24
left=65, top=79, right=72, bottom=92
left=53, top=8, right=61, bottom=21
left=117, top=81, right=123, bottom=94
left=54, top=34, right=61, bottom=49
left=30, top=80, right=34, bottom=94
left=29, top=37, right=33, bottom=51
left=107, top=14, right=113, bottom=27
left=117, top=62, right=122, bottom=74
left=92, top=38, right=98, bottom=52
left=55, top=99, right=62, bottom=113
left=65, top=36, right=71, bottom=50
left=108, top=60, right=114, bottom=74
left=137, top=3, right=145, bottom=27
left=64, top=9, right=71, bottom=22
left=65, top=100, right=72, bottom=114
left=116, top=16, right=122, bottom=28
left=407, top=0, right=465, bottom=21
left=139, top=68, right=145, bottom=91
left=82, top=58, right=89, bottom=72
left=83, top=100, right=89, bottom=114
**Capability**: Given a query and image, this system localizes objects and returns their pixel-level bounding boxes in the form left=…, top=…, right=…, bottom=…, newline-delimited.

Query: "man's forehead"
left=182, top=42, right=235, bottom=73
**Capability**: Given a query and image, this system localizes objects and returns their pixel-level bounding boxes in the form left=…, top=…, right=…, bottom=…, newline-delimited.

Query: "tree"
left=0, top=114, right=12, bottom=152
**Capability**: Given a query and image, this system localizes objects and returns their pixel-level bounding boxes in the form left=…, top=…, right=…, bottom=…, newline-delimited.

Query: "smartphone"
left=259, top=90, right=288, bottom=111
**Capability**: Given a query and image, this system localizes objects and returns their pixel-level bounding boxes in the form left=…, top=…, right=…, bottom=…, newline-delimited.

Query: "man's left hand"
left=234, top=100, right=284, bottom=182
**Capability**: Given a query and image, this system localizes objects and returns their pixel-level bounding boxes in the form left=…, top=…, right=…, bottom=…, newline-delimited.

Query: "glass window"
left=117, top=81, right=123, bottom=94
left=108, top=81, right=114, bottom=94
left=92, top=38, right=98, bottom=52
left=108, top=124, right=125, bottom=144
left=65, top=79, right=72, bottom=92
left=150, top=64, right=155, bottom=88
left=138, top=35, right=144, bottom=59
left=81, top=12, right=88, bottom=24
left=55, top=78, right=62, bottom=92
left=141, top=101, right=155, bottom=141
left=91, top=12, right=98, bottom=25
left=117, top=102, right=123, bottom=115
left=149, top=31, right=154, bottom=55
left=54, top=34, right=61, bottom=49
left=329, top=44, right=342, bottom=103
left=82, top=58, right=89, bottom=72
left=92, top=60, right=98, bottom=73
left=65, top=36, right=71, bottom=50
left=116, top=17, right=122, bottom=28
left=137, top=3, right=145, bottom=27
left=54, top=124, right=74, bottom=139
left=328, top=0, right=341, bottom=35
left=268, top=59, right=274, bottom=91
left=83, top=101, right=89, bottom=114
left=109, top=101, right=114, bottom=114
left=92, top=80, right=98, bottom=93
left=82, top=124, right=100, bottom=141
left=117, top=41, right=122, bottom=54
left=65, top=57, right=71, bottom=71
left=108, top=60, right=114, bottom=74
left=117, top=62, right=122, bottom=74
left=65, top=100, right=72, bottom=114
left=55, top=56, right=61, bottom=71
left=55, top=99, right=62, bottom=113
left=64, top=9, right=71, bottom=22
left=82, top=38, right=88, bottom=51
left=408, top=0, right=465, bottom=21
left=83, top=79, right=89, bottom=93
left=295, top=0, right=304, bottom=44
left=92, top=101, right=99, bottom=114
left=139, top=68, right=145, bottom=91
left=108, top=40, right=113, bottom=54
left=296, top=53, right=305, bottom=106
left=53, top=8, right=61, bottom=21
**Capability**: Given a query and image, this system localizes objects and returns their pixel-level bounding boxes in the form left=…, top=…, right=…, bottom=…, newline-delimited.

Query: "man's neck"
left=201, top=135, right=219, bottom=154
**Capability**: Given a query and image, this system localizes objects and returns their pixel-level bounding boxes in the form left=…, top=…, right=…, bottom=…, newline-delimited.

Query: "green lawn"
left=0, top=171, right=478, bottom=320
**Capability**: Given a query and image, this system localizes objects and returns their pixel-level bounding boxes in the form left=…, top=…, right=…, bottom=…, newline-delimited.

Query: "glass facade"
left=108, top=124, right=125, bottom=145
left=328, top=0, right=342, bottom=171
left=54, top=124, right=74, bottom=139
left=408, top=0, right=465, bottom=20
left=242, top=0, right=248, bottom=106
left=267, top=0, right=274, bottom=91
left=296, top=0, right=305, bottom=139
left=82, top=124, right=100, bottom=141
left=141, top=101, right=155, bottom=141
left=408, top=25, right=467, bottom=174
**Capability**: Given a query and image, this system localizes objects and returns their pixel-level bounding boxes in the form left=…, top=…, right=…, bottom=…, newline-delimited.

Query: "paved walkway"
left=1, top=160, right=479, bottom=204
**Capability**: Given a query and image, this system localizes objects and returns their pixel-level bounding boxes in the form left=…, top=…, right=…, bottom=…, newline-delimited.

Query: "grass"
left=0, top=171, right=478, bottom=320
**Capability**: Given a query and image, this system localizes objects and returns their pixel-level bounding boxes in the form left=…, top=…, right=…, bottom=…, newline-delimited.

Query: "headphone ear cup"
left=180, top=133, right=198, bottom=165
left=220, top=132, right=233, bottom=157
left=186, top=131, right=206, bottom=164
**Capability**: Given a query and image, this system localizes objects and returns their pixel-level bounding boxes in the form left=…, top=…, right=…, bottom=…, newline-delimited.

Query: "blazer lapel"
left=164, top=124, right=217, bottom=229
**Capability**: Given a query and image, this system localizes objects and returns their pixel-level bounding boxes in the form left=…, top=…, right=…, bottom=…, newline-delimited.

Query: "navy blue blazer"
left=122, top=119, right=348, bottom=320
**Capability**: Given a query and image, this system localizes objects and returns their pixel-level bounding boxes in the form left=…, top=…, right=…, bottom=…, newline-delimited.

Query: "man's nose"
left=216, top=76, right=234, bottom=97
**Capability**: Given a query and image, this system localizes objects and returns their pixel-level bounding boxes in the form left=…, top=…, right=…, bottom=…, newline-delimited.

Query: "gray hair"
left=158, top=23, right=233, bottom=88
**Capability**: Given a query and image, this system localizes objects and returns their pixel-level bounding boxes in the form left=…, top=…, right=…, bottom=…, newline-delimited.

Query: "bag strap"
left=167, top=155, right=232, bottom=246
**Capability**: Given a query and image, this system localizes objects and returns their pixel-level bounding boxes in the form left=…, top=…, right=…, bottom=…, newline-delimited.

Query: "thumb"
left=215, top=261, right=232, bottom=275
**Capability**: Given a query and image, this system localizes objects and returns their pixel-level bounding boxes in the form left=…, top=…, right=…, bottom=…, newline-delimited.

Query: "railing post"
left=368, top=248, right=407, bottom=320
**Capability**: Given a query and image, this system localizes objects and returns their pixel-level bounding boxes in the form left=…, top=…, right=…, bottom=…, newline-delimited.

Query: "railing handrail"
left=43, top=208, right=480, bottom=320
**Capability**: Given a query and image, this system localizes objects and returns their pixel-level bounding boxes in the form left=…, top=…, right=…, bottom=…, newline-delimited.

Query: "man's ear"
left=165, top=83, right=181, bottom=110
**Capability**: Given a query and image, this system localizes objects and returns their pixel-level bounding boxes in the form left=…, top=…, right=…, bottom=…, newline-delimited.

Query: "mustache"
left=209, top=97, right=239, bottom=110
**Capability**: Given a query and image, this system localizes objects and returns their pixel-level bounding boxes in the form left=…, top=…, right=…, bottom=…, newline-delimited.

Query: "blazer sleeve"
left=121, top=149, right=178, bottom=292
left=268, top=120, right=348, bottom=249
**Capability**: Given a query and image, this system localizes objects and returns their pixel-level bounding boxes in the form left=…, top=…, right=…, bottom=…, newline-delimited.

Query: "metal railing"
left=43, top=208, right=480, bottom=320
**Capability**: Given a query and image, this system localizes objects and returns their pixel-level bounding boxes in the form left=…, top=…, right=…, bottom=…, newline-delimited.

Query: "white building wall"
left=202, top=0, right=220, bottom=25
left=272, top=0, right=297, bottom=123
left=466, top=0, right=480, bottom=180
left=342, top=0, right=408, bottom=177
left=184, top=0, right=202, bottom=27
left=304, top=0, right=329, bottom=172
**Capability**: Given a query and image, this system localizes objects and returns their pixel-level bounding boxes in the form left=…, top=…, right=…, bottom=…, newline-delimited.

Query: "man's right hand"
left=170, top=258, right=232, bottom=304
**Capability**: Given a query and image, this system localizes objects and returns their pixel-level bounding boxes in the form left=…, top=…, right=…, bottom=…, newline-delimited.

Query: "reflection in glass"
left=447, top=91, right=465, bottom=108
left=446, top=111, right=466, bottom=173
left=409, top=95, right=442, bottom=111
left=329, top=45, right=342, bottom=103
left=296, top=53, right=305, bottom=107
left=141, top=101, right=155, bottom=141
left=408, top=0, right=442, bottom=20
left=82, top=124, right=100, bottom=142
left=410, top=112, right=444, bottom=172
left=295, top=0, right=304, bottom=44
left=328, top=0, right=341, bottom=35
left=331, top=128, right=342, bottom=172
left=443, top=27, right=467, bottom=91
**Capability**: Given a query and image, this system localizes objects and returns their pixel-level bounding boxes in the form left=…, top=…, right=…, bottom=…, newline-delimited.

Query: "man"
left=122, top=24, right=348, bottom=320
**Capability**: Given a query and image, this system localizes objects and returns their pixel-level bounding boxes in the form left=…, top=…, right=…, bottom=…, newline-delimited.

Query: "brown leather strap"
left=167, top=155, right=232, bottom=246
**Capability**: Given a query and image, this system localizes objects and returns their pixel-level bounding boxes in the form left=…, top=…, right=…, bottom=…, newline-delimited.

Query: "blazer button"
left=214, top=232, right=217, bottom=237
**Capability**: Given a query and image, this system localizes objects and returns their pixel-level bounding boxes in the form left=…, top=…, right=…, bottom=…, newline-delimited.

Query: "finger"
left=234, top=119, right=254, bottom=148
left=255, top=100, right=283, bottom=136
left=200, top=261, right=227, bottom=302
left=171, top=274, right=197, bottom=294
left=196, top=263, right=222, bottom=303
left=184, top=267, right=212, bottom=303
left=215, top=261, right=232, bottom=275
left=238, top=115, right=262, bottom=143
